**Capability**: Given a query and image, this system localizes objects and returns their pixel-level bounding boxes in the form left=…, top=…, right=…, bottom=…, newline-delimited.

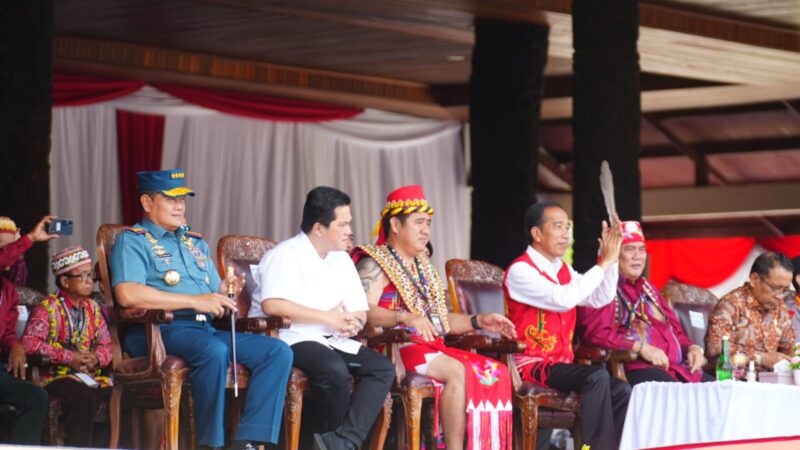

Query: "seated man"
left=0, top=216, right=53, bottom=445
left=250, top=186, right=394, bottom=450
left=706, top=252, right=795, bottom=369
left=787, top=256, right=800, bottom=339
left=578, top=221, right=709, bottom=385
left=22, top=246, right=112, bottom=447
left=110, top=169, right=292, bottom=450
left=504, top=201, right=630, bottom=450
left=353, top=185, right=517, bottom=450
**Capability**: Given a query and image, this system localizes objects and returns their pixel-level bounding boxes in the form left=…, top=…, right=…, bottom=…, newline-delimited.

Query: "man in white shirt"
left=504, top=201, right=630, bottom=450
left=250, top=186, right=394, bottom=450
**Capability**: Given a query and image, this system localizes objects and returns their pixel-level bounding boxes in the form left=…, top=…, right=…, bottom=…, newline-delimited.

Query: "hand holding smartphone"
left=48, top=218, right=73, bottom=235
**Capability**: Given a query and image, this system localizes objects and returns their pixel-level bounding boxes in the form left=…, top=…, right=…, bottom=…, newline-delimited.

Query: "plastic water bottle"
left=746, top=360, right=757, bottom=383
left=716, top=335, right=733, bottom=381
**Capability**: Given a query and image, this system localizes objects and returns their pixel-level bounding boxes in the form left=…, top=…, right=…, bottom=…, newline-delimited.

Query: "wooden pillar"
left=470, top=20, right=548, bottom=267
left=572, top=0, right=642, bottom=272
left=0, top=1, right=53, bottom=291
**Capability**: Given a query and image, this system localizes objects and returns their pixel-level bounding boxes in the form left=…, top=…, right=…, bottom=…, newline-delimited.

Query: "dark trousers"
left=626, top=367, right=715, bottom=386
left=46, top=378, right=110, bottom=447
left=0, top=365, right=48, bottom=445
left=291, top=341, right=394, bottom=447
left=126, top=321, right=294, bottom=447
left=545, top=363, right=631, bottom=450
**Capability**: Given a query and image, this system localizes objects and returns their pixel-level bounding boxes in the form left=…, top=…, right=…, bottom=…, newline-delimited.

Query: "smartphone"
left=48, top=219, right=73, bottom=235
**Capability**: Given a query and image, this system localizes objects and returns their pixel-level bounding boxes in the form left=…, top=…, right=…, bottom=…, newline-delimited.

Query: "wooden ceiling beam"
left=54, top=36, right=471, bottom=120
left=643, top=114, right=729, bottom=185
left=542, top=85, right=800, bottom=121
left=545, top=181, right=800, bottom=223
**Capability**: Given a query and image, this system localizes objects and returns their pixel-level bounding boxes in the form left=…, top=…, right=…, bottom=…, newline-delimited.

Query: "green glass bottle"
left=716, top=335, right=733, bottom=381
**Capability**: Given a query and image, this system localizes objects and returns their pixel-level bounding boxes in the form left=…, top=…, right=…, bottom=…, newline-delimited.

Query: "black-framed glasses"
left=63, top=271, right=96, bottom=282
left=757, top=274, right=790, bottom=297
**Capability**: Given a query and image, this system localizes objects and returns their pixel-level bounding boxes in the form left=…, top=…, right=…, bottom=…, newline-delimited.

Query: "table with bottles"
left=619, top=380, right=800, bottom=450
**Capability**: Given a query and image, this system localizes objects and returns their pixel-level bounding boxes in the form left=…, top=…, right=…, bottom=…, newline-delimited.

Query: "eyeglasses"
left=757, top=274, right=790, bottom=297
left=63, top=271, right=96, bottom=282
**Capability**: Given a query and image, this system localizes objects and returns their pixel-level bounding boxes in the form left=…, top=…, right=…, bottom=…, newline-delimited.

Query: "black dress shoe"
left=313, top=431, right=356, bottom=450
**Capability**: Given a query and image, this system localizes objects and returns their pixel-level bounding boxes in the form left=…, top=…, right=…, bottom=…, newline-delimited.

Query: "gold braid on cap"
left=372, top=199, right=434, bottom=237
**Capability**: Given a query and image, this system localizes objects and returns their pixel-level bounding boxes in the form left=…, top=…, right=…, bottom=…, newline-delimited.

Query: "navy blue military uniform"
left=109, top=169, right=292, bottom=448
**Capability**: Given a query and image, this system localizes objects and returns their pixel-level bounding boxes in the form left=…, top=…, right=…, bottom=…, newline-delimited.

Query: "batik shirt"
left=705, top=283, right=795, bottom=362
left=21, top=290, right=113, bottom=386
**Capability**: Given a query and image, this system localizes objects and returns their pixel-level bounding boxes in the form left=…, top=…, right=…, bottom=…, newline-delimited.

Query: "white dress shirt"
left=505, top=246, right=618, bottom=312
left=250, top=232, right=368, bottom=353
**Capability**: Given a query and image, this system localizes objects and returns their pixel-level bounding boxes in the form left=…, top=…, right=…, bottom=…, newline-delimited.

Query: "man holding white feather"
left=503, top=162, right=630, bottom=450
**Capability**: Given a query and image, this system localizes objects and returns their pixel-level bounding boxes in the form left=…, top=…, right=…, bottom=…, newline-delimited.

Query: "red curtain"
left=53, top=72, right=145, bottom=106
left=116, top=110, right=165, bottom=225
left=759, top=236, right=800, bottom=259
left=648, top=235, right=800, bottom=290
left=153, top=83, right=362, bottom=122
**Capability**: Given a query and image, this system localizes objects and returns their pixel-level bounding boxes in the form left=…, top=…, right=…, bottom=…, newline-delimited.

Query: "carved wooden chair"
left=445, top=258, right=583, bottom=450
left=216, top=234, right=392, bottom=450
left=0, top=286, right=51, bottom=443
left=98, top=224, right=285, bottom=450
left=661, top=280, right=719, bottom=348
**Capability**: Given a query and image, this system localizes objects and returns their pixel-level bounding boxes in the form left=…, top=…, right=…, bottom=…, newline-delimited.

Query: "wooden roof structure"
left=54, top=0, right=800, bottom=238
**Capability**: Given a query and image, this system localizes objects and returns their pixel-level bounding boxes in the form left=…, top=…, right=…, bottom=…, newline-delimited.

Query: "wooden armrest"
left=115, top=308, right=173, bottom=324
left=574, top=344, right=609, bottom=362
left=213, top=315, right=291, bottom=332
left=607, top=349, right=638, bottom=364
left=25, top=354, right=51, bottom=366
left=1, top=353, right=51, bottom=366
left=368, top=328, right=412, bottom=346
left=445, top=333, right=492, bottom=350
left=479, top=338, right=527, bottom=354
left=356, top=324, right=383, bottom=340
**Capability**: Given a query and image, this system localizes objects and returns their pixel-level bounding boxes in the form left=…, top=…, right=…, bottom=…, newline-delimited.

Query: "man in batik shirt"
left=578, top=221, right=709, bottom=385
left=353, top=185, right=517, bottom=450
left=706, top=252, right=795, bottom=369
left=22, top=245, right=112, bottom=447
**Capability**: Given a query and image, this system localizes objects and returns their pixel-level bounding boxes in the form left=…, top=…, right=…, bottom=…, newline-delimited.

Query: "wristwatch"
left=470, top=314, right=482, bottom=330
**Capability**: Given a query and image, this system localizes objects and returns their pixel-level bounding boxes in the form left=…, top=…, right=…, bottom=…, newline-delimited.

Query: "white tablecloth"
left=620, top=380, right=800, bottom=450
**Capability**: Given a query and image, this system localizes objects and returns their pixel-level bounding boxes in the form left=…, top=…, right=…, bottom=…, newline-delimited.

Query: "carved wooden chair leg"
left=283, top=384, right=303, bottom=450
left=47, top=399, right=61, bottom=445
left=369, top=393, right=393, bottom=450
left=401, top=389, right=424, bottom=450
left=162, top=373, right=183, bottom=450
left=109, top=385, right=124, bottom=448
left=229, top=391, right=242, bottom=439
left=519, top=397, right=539, bottom=450
left=180, top=388, right=196, bottom=450
left=422, top=400, right=436, bottom=450
left=572, top=417, right=582, bottom=450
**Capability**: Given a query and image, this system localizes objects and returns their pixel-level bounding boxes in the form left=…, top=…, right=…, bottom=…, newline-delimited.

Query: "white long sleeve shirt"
left=505, top=246, right=618, bottom=312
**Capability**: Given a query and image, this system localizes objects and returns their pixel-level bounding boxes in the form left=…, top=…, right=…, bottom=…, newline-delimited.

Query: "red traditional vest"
left=504, top=251, right=576, bottom=384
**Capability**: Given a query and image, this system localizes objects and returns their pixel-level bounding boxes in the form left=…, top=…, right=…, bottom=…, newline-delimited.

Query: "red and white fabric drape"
left=49, top=73, right=467, bottom=282
left=648, top=236, right=800, bottom=296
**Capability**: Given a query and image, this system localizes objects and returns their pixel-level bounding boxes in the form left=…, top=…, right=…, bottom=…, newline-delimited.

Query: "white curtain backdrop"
left=49, top=87, right=468, bottom=275
left=50, top=104, right=123, bottom=288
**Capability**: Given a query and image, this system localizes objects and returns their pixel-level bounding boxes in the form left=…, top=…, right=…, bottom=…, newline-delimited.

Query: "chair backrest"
left=661, top=280, right=719, bottom=347
left=446, top=258, right=524, bottom=388
left=14, top=286, right=47, bottom=339
left=96, top=224, right=127, bottom=310
left=216, top=234, right=277, bottom=318
left=445, top=258, right=506, bottom=317
left=95, top=224, right=127, bottom=366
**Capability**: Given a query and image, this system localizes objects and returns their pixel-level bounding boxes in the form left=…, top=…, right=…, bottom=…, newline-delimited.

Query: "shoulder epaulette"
left=186, top=230, right=203, bottom=239
left=126, top=227, right=147, bottom=234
